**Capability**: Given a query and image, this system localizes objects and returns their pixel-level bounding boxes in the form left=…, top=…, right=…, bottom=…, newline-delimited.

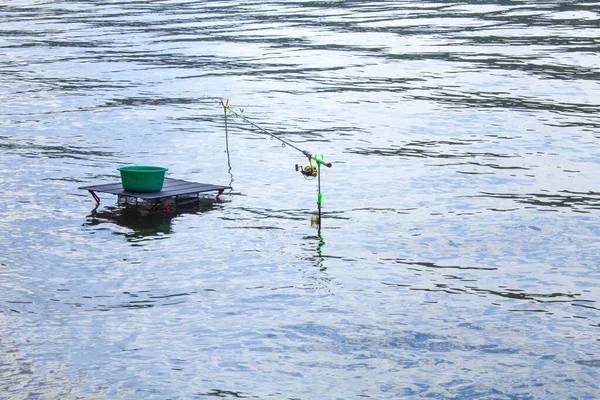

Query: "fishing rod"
left=219, top=98, right=332, bottom=235
left=220, top=99, right=332, bottom=168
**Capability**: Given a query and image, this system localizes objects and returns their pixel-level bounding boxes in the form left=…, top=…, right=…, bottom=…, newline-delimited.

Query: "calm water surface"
left=1, top=1, right=599, bottom=399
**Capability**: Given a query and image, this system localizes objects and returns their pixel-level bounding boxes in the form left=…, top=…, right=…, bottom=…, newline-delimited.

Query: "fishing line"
left=220, top=99, right=234, bottom=188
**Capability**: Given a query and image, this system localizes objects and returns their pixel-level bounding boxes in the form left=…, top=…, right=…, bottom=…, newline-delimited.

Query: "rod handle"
left=303, top=151, right=333, bottom=168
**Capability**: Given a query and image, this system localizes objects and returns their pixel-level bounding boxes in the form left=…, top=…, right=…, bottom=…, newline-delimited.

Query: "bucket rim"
left=117, top=165, right=169, bottom=172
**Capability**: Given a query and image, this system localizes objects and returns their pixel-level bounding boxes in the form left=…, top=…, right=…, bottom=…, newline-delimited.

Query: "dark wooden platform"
left=80, top=178, right=231, bottom=215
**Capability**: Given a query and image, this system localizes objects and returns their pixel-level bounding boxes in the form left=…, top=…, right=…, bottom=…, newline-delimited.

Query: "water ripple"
left=1, top=1, right=599, bottom=399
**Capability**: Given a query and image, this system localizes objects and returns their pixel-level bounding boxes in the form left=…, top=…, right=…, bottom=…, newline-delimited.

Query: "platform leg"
left=89, top=190, right=101, bottom=207
left=160, top=200, right=170, bottom=218
left=149, top=199, right=170, bottom=217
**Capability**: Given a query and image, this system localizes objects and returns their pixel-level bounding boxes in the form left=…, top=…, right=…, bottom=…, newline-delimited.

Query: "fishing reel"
left=295, top=161, right=317, bottom=178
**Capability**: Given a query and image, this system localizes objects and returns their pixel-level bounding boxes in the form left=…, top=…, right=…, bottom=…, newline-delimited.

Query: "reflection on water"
left=83, top=198, right=219, bottom=241
left=85, top=206, right=173, bottom=240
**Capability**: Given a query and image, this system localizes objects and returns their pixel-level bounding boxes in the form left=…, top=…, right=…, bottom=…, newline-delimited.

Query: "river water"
left=1, top=1, right=599, bottom=399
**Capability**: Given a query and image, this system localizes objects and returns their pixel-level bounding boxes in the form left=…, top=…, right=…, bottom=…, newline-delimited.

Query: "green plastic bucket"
left=118, top=165, right=168, bottom=192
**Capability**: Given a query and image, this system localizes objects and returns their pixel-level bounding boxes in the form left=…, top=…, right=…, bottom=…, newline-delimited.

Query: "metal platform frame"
left=80, top=178, right=231, bottom=216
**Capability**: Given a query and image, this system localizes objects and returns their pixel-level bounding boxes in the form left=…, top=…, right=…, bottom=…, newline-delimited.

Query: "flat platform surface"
left=80, top=178, right=230, bottom=199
